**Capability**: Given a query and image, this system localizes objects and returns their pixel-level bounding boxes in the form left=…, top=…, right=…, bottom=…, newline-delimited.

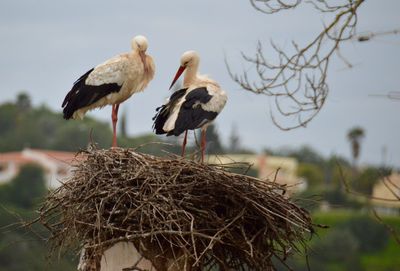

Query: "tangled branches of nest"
left=39, top=147, right=314, bottom=270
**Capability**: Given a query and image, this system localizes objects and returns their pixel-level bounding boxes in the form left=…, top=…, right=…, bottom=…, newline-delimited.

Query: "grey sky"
left=0, top=0, right=399, bottom=167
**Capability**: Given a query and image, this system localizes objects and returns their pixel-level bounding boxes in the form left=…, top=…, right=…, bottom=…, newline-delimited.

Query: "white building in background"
left=372, top=172, right=400, bottom=215
left=207, top=154, right=305, bottom=194
left=0, top=148, right=77, bottom=189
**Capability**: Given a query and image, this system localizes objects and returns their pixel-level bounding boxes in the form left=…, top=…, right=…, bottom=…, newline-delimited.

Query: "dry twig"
left=355, top=28, right=400, bottom=42
left=336, top=160, right=400, bottom=245
left=227, top=0, right=365, bottom=130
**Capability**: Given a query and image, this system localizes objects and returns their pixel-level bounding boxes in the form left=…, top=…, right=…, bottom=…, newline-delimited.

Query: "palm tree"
left=347, top=127, right=365, bottom=170
left=119, top=110, right=128, bottom=138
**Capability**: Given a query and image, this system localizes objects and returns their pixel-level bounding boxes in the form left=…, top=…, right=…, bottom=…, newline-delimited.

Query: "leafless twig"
left=228, top=0, right=365, bottom=130
left=372, top=209, right=400, bottom=245
left=336, top=160, right=400, bottom=245
left=369, top=91, right=400, bottom=101
left=355, top=28, right=400, bottom=42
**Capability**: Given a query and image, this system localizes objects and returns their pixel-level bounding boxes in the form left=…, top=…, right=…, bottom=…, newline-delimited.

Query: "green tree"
left=352, top=167, right=380, bottom=195
left=15, top=92, right=31, bottom=112
left=303, top=228, right=363, bottom=271
left=4, top=164, right=47, bottom=209
left=312, top=229, right=360, bottom=263
left=0, top=193, right=77, bottom=271
left=0, top=103, right=18, bottom=137
left=228, top=124, right=240, bottom=153
left=347, top=127, right=365, bottom=170
left=276, top=145, right=325, bottom=165
left=318, top=155, right=352, bottom=188
left=51, top=120, right=112, bottom=151
left=342, top=215, right=390, bottom=253
left=119, top=110, right=128, bottom=138
left=204, top=124, right=224, bottom=154
left=0, top=93, right=167, bottom=152
left=297, top=163, right=324, bottom=187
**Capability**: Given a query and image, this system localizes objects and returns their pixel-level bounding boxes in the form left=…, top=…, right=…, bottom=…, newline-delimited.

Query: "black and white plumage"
left=153, top=51, right=227, bottom=161
left=62, top=35, right=155, bottom=147
left=62, top=68, right=121, bottom=119
left=153, top=87, right=219, bottom=136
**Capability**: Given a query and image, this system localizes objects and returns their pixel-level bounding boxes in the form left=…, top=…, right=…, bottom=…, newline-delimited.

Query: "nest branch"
left=38, top=147, right=315, bottom=270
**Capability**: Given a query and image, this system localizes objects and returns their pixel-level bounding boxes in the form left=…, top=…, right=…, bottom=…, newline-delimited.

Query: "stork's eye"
left=183, top=61, right=189, bottom=66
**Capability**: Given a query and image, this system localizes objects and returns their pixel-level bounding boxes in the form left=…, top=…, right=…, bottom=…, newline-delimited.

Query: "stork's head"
left=180, top=50, right=200, bottom=68
left=169, top=50, right=200, bottom=89
left=131, top=35, right=148, bottom=52
left=132, top=35, right=149, bottom=73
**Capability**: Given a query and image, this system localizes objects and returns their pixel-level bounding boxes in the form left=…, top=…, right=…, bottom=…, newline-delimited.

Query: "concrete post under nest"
left=39, top=147, right=315, bottom=271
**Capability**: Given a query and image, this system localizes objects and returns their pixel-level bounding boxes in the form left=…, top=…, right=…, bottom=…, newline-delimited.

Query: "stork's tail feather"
left=152, top=88, right=188, bottom=135
left=62, top=68, right=94, bottom=108
left=63, top=108, right=74, bottom=120
left=152, top=105, right=168, bottom=134
left=62, top=68, right=94, bottom=120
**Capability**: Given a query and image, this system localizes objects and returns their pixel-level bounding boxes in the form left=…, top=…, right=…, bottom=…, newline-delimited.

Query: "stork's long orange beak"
left=169, top=66, right=186, bottom=90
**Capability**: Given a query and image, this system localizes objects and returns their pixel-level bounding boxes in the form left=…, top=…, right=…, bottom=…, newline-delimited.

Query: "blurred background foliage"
left=0, top=164, right=76, bottom=270
left=0, top=93, right=399, bottom=270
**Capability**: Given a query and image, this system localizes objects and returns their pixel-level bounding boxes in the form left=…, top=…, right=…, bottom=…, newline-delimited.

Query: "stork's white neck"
left=183, top=62, right=199, bottom=87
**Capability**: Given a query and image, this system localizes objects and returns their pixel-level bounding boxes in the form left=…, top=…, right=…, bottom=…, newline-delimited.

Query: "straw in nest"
left=39, top=147, right=314, bottom=271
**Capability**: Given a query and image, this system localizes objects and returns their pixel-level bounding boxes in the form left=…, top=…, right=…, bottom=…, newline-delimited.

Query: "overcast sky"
left=1, top=0, right=399, bottom=167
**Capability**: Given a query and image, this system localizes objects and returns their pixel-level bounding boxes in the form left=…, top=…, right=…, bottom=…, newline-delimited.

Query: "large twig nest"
left=39, top=147, right=314, bottom=271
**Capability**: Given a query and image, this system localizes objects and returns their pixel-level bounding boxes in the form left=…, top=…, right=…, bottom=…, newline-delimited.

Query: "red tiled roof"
left=30, top=149, right=79, bottom=163
left=0, top=149, right=82, bottom=165
left=0, top=152, right=32, bottom=164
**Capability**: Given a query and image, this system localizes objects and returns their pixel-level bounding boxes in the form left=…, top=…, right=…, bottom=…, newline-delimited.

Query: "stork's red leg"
left=201, top=128, right=207, bottom=163
left=111, top=104, right=120, bottom=148
left=181, top=130, right=188, bottom=157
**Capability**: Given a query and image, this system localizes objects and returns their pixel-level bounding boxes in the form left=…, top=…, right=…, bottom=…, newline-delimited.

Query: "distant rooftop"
left=0, top=148, right=78, bottom=165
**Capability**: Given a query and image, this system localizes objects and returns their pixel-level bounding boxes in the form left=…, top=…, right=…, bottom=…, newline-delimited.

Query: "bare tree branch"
left=249, top=0, right=301, bottom=14
left=336, top=160, right=400, bottom=245
left=355, top=28, right=400, bottom=42
left=372, top=209, right=400, bottom=245
left=369, top=91, right=400, bottom=101
left=228, top=0, right=365, bottom=130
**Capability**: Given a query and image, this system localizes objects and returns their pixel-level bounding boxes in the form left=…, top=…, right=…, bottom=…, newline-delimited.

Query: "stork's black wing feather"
left=182, top=87, right=213, bottom=107
left=62, top=68, right=122, bottom=119
left=152, top=88, right=188, bottom=134
left=168, top=87, right=218, bottom=136
left=62, top=68, right=94, bottom=108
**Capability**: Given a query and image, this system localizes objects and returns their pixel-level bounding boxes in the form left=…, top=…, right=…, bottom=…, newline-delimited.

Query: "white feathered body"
left=74, top=53, right=155, bottom=119
left=62, top=49, right=155, bottom=120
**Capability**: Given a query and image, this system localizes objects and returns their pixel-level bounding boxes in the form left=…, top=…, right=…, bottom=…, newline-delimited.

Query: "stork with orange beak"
left=62, top=35, right=155, bottom=147
left=153, top=50, right=227, bottom=162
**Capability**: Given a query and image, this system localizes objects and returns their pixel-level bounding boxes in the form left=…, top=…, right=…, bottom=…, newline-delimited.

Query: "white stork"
left=62, top=35, right=155, bottom=147
left=153, top=50, right=227, bottom=162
